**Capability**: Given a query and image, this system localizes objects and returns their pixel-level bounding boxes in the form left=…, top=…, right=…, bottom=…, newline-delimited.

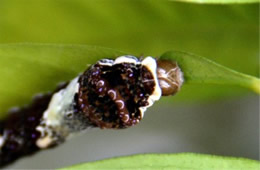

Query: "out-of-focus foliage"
left=175, top=0, right=259, bottom=4
left=0, top=44, right=258, bottom=118
left=0, top=0, right=258, bottom=103
left=62, top=153, right=260, bottom=170
left=0, top=44, right=124, bottom=116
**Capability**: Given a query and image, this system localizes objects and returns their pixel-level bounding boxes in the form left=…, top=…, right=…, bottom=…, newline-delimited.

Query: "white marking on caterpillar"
left=114, top=55, right=140, bottom=65
left=116, top=100, right=125, bottom=110
left=36, top=77, right=80, bottom=148
left=139, top=57, right=162, bottom=117
left=103, top=56, right=162, bottom=118
left=0, top=134, right=5, bottom=148
left=108, top=89, right=117, bottom=100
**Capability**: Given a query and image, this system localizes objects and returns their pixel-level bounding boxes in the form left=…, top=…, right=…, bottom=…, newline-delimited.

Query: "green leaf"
left=0, top=1, right=258, bottom=72
left=61, top=153, right=260, bottom=170
left=175, top=0, right=259, bottom=4
left=160, top=51, right=260, bottom=94
left=0, top=44, right=259, bottom=119
left=0, top=1, right=258, bottom=102
left=0, top=44, right=124, bottom=118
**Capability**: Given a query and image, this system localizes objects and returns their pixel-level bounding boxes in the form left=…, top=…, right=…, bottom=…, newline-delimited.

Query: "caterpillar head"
left=77, top=56, right=183, bottom=129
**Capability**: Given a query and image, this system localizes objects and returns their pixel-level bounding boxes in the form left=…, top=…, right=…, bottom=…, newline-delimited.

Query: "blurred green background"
left=0, top=0, right=259, bottom=102
left=0, top=0, right=259, bottom=168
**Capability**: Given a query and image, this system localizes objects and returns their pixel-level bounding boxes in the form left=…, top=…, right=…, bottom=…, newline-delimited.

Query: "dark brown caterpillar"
left=0, top=55, right=183, bottom=166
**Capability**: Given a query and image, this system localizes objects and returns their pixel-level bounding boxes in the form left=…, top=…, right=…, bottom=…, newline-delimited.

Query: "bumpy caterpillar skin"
left=0, top=83, right=68, bottom=166
left=0, top=56, right=183, bottom=167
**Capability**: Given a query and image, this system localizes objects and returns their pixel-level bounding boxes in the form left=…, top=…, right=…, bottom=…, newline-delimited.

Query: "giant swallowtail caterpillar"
left=0, top=55, right=183, bottom=166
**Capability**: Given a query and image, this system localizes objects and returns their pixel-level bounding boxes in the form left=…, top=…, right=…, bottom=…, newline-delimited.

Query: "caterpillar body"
left=0, top=55, right=183, bottom=166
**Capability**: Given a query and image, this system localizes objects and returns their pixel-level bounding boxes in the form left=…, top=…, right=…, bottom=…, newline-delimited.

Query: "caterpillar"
left=0, top=55, right=183, bottom=166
